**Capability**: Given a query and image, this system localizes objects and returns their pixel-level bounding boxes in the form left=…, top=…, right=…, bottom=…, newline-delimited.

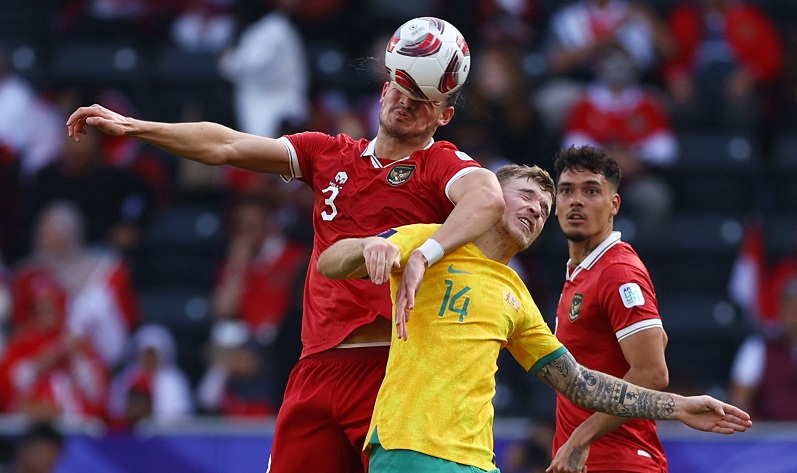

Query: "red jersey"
left=562, top=84, right=676, bottom=168
left=663, top=3, right=783, bottom=85
left=279, top=132, right=482, bottom=358
left=553, top=232, right=667, bottom=472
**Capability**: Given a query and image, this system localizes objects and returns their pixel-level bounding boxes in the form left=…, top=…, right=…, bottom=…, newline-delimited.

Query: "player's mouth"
left=391, top=107, right=412, bottom=120
left=566, top=211, right=586, bottom=223
left=518, top=217, right=532, bottom=233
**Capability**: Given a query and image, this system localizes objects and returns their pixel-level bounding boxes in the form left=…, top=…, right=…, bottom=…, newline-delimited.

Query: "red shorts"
left=266, top=345, right=389, bottom=473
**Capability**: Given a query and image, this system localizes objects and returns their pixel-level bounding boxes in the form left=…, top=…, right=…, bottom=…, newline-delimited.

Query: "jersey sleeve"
left=597, top=262, right=662, bottom=341
left=384, top=224, right=440, bottom=266
left=423, top=142, right=483, bottom=203
left=278, top=131, right=341, bottom=184
left=507, top=294, right=567, bottom=375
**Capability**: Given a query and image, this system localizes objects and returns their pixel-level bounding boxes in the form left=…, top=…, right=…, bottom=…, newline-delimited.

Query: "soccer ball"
left=385, top=17, right=470, bottom=102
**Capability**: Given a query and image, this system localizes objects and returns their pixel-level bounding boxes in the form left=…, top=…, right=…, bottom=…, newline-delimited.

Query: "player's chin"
left=562, top=227, right=589, bottom=243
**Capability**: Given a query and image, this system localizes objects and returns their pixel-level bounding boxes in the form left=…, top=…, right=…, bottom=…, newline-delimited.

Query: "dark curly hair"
left=553, top=145, right=621, bottom=190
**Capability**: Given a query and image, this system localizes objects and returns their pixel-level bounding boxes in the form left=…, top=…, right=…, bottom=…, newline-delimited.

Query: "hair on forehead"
left=495, top=164, right=555, bottom=202
left=553, top=145, right=621, bottom=189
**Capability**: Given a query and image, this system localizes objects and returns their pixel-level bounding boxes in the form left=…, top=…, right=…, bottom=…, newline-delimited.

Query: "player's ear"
left=438, top=106, right=455, bottom=126
left=611, top=193, right=621, bottom=216
left=379, top=82, right=390, bottom=103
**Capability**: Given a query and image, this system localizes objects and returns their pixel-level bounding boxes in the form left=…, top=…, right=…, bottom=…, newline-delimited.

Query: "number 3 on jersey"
left=321, top=184, right=339, bottom=221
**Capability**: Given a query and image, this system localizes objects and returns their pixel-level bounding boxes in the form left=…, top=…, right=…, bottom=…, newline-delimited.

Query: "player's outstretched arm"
left=66, top=104, right=291, bottom=174
left=535, top=352, right=752, bottom=434
left=318, top=236, right=400, bottom=284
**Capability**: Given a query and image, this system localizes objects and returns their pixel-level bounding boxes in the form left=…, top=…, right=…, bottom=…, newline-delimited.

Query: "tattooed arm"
left=547, top=328, right=669, bottom=473
left=535, top=352, right=752, bottom=432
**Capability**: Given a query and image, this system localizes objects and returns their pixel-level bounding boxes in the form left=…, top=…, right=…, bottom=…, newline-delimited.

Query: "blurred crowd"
left=1, top=1, right=797, bottom=455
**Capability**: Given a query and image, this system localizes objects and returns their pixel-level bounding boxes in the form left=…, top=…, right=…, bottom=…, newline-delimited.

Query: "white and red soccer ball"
left=385, top=17, right=471, bottom=102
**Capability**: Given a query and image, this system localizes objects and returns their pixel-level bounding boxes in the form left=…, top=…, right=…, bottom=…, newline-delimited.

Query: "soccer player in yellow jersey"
left=318, top=164, right=752, bottom=473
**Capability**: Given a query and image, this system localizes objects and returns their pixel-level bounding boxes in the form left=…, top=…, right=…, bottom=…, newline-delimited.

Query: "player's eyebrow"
left=557, top=178, right=604, bottom=188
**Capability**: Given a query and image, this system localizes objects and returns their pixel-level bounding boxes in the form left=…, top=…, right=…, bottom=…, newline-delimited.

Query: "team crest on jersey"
left=568, top=293, right=583, bottom=322
left=386, top=164, right=416, bottom=186
left=504, top=291, right=520, bottom=312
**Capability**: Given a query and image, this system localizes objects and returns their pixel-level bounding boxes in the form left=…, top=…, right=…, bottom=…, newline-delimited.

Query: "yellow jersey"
left=366, top=224, right=567, bottom=471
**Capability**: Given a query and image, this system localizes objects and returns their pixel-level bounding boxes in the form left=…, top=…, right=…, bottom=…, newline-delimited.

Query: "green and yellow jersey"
left=366, top=224, right=567, bottom=471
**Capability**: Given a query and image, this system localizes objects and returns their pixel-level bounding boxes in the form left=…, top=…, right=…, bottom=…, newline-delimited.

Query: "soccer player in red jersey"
left=66, top=57, right=504, bottom=473
left=550, top=145, right=669, bottom=473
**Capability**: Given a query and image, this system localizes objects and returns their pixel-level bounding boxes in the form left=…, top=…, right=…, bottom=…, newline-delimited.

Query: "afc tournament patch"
left=386, top=164, right=416, bottom=186
left=568, top=293, right=583, bottom=322
left=619, top=282, right=645, bottom=308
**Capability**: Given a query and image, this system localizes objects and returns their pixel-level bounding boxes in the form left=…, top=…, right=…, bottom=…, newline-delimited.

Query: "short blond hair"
left=495, top=164, right=555, bottom=202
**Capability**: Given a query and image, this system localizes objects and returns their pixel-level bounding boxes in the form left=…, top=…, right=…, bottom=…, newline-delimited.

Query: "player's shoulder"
left=287, top=131, right=368, bottom=150
left=421, top=140, right=480, bottom=168
left=391, top=223, right=440, bottom=238
left=599, top=242, right=651, bottom=277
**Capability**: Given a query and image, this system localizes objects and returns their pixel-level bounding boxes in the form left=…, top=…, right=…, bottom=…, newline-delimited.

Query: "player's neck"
left=374, top=132, right=432, bottom=161
left=567, top=227, right=613, bottom=266
left=473, top=232, right=516, bottom=266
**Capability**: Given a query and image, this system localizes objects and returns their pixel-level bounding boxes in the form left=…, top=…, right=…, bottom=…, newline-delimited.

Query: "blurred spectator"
left=0, top=46, right=64, bottom=263
left=196, top=320, right=278, bottom=417
left=217, top=0, right=310, bottom=193
left=108, top=324, right=194, bottom=430
left=218, top=0, right=308, bottom=137
left=13, top=201, right=140, bottom=369
left=729, top=276, right=797, bottom=420
left=170, top=0, right=238, bottom=52
left=473, top=0, right=539, bottom=47
left=0, top=269, right=109, bottom=423
left=0, top=46, right=63, bottom=181
left=451, top=45, right=541, bottom=163
left=25, top=127, right=154, bottom=256
left=662, top=0, right=784, bottom=132
left=561, top=44, right=677, bottom=242
left=92, top=89, right=176, bottom=211
left=210, top=195, right=308, bottom=343
left=535, top=0, right=673, bottom=134
left=6, top=423, right=65, bottom=473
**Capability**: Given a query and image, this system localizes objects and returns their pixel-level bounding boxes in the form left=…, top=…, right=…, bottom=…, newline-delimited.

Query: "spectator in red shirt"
left=13, top=200, right=140, bottom=369
left=536, top=0, right=674, bottom=134
left=729, top=276, right=797, bottom=420
left=562, top=44, right=678, bottom=242
left=210, top=195, right=309, bottom=343
left=196, top=320, right=277, bottom=418
left=0, top=269, right=109, bottom=423
left=662, top=0, right=784, bottom=132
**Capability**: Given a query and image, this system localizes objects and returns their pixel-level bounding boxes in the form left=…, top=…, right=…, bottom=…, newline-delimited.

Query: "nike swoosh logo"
left=447, top=264, right=472, bottom=275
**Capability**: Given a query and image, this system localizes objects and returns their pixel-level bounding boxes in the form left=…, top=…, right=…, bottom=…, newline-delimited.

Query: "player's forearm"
left=538, top=353, right=680, bottom=421
left=565, top=412, right=628, bottom=454
left=430, top=171, right=504, bottom=254
left=566, top=365, right=667, bottom=448
left=129, top=120, right=244, bottom=166
left=317, top=238, right=368, bottom=279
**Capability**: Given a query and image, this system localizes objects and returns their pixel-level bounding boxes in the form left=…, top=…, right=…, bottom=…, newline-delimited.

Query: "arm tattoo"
left=537, top=353, right=677, bottom=420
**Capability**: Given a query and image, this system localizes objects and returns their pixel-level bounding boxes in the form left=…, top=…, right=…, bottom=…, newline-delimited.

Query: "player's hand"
left=394, top=250, right=427, bottom=340
left=362, top=237, right=400, bottom=285
left=66, top=104, right=131, bottom=142
left=677, top=395, right=752, bottom=434
left=547, top=441, right=588, bottom=473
